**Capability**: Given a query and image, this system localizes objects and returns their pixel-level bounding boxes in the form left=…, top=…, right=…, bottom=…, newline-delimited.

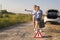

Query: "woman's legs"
left=35, top=21, right=39, bottom=30
left=32, top=18, right=35, bottom=29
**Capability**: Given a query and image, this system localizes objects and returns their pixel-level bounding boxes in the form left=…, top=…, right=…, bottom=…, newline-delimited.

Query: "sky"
left=0, top=0, right=60, bottom=13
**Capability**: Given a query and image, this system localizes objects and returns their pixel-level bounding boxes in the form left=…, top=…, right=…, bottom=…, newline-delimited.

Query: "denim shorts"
left=35, top=18, right=41, bottom=21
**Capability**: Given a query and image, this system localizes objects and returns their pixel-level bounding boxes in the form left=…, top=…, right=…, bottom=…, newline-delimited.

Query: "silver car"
left=44, top=9, right=60, bottom=24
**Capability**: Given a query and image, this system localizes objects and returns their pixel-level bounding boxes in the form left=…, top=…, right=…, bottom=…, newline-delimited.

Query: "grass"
left=0, top=13, right=32, bottom=28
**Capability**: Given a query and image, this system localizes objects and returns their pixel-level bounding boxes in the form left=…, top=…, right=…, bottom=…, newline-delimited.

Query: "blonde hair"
left=34, top=5, right=37, bottom=8
left=33, top=5, right=37, bottom=10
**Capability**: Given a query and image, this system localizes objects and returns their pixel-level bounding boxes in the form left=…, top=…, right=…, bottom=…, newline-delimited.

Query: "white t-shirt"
left=33, top=10, right=43, bottom=19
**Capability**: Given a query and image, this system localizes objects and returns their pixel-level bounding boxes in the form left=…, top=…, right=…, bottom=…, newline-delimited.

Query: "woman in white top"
left=25, top=5, right=43, bottom=31
left=34, top=6, right=43, bottom=31
left=25, top=5, right=37, bottom=30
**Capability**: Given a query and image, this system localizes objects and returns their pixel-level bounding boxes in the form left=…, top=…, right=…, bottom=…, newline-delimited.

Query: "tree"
left=1, top=10, right=8, bottom=14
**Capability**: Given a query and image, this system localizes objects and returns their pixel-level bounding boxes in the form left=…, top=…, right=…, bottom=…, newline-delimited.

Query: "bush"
left=0, top=13, right=32, bottom=28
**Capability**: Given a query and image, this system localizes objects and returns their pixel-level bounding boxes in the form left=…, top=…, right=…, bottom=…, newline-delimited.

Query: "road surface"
left=0, top=22, right=60, bottom=40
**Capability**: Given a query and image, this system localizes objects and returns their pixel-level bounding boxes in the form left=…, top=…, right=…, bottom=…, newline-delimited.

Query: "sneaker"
left=34, top=28, right=36, bottom=31
left=39, top=30, right=42, bottom=32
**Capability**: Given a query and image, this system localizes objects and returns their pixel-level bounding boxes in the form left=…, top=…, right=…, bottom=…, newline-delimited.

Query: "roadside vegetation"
left=0, top=10, right=32, bottom=28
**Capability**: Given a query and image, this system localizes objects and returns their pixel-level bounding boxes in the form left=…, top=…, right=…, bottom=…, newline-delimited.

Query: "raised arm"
left=25, top=9, right=33, bottom=12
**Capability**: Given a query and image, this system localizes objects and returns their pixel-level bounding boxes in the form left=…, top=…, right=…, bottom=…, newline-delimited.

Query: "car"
left=44, top=9, right=60, bottom=24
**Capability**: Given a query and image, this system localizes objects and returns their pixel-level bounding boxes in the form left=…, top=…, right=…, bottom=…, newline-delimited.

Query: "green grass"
left=0, top=13, right=32, bottom=28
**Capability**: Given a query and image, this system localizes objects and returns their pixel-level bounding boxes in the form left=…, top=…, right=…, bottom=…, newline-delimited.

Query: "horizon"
left=0, top=0, right=60, bottom=13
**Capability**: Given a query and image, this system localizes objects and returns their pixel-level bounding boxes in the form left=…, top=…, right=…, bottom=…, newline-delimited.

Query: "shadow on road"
left=50, top=22, right=60, bottom=25
left=43, top=35, right=52, bottom=38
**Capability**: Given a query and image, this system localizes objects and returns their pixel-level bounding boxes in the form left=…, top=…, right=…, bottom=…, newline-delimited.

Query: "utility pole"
left=0, top=4, right=2, bottom=12
left=0, top=4, right=2, bottom=18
